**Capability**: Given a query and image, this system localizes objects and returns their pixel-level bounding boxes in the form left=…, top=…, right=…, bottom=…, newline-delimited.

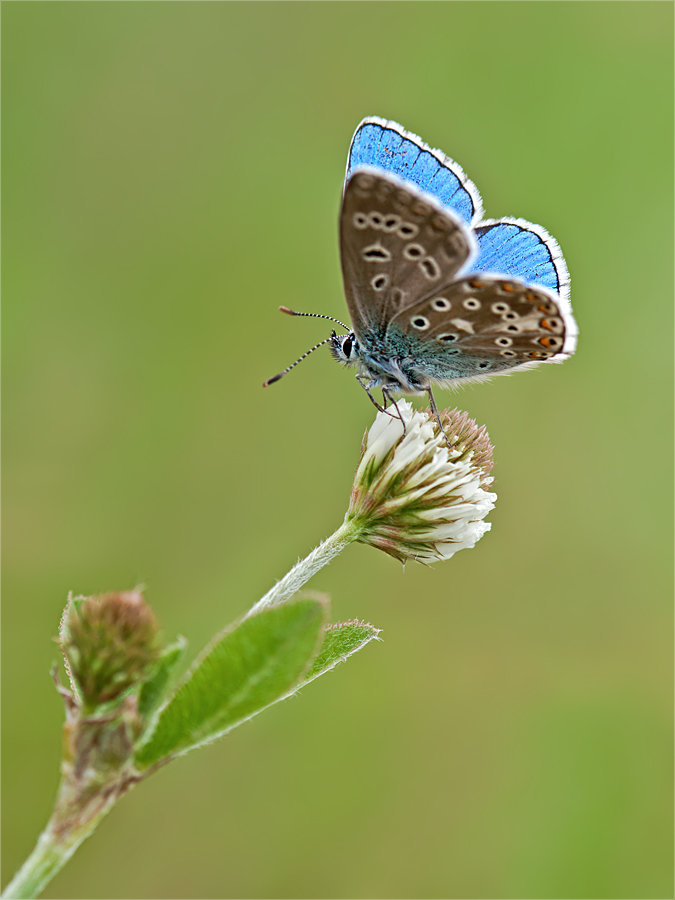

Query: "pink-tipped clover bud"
left=60, top=591, right=160, bottom=711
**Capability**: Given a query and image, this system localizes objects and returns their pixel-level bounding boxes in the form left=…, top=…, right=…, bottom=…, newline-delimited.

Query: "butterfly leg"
left=381, top=387, right=408, bottom=436
left=426, top=386, right=452, bottom=449
left=355, top=375, right=391, bottom=416
left=356, top=377, right=407, bottom=434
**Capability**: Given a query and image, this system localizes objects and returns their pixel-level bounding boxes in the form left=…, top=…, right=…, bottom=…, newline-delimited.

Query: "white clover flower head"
left=346, top=400, right=496, bottom=564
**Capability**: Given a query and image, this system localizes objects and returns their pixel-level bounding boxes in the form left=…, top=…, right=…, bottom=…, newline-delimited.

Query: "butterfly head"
left=329, top=330, right=360, bottom=367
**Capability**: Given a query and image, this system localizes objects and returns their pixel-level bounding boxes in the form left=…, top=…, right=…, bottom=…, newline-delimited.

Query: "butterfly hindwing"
left=339, top=168, right=477, bottom=340
left=387, top=275, right=572, bottom=376
left=473, top=218, right=570, bottom=300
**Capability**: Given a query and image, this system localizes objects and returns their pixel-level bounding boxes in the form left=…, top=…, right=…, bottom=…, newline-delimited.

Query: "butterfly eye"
left=397, top=222, right=419, bottom=239
left=342, top=336, right=353, bottom=357
left=353, top=213, right=369, bottom=229
left=495, top=337, right=513, bottom=347
left=437, top=333, right=459, bottom=343
left=411, top=316, right=430, bottom=330
left=463, top=298, right=481, bottom=310
left=403, top=243, right=425, bottom=260
left=431, top=298, right=451, bottom=311
left=491, top=302, right=510, bottom=314
left=371, top=274, right=388, bottom=291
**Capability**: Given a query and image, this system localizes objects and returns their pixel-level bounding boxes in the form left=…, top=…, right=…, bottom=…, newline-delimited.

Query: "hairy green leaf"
left=302, top=620, right=382, bottom=684
left=134, top=599, right=326, bottom=768
left=138, top=636, right=188, bottom=723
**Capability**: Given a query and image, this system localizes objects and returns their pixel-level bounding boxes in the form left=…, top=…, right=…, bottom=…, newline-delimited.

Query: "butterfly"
left=265, top=116, right=578, bottom=429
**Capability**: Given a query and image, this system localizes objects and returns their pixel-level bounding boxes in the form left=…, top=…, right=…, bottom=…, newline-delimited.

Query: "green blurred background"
left=3, top=3, right=673, bottom=898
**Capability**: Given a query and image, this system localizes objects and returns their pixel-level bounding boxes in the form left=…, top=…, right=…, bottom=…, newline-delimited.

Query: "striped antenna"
left=262, top=306, right=351, bottom=387
left=279, top=306, right=350, bottom=331
left=263, top=336, right=335, bottom=387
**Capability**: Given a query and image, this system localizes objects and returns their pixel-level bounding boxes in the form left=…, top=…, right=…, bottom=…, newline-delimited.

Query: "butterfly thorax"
left=330, top=328, right=430, bottom=394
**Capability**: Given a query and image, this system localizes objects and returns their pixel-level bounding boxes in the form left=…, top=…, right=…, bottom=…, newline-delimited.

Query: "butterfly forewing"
left=388, top=276, right=570, bottom=368
left=339, top=169, right=476, bottom=341
left=347, top=117, right=483, bottom=225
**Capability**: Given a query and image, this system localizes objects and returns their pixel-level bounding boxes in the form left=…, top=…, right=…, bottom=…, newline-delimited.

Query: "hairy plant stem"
left=246, top=518, right=363, bottom=617
left=2, top=758, right=139, bottom=900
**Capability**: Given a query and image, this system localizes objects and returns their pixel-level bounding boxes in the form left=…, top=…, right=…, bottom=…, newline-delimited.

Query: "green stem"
left=246, top=518, right=362, bottom=618
left=2, top=782, right=121, bottom=899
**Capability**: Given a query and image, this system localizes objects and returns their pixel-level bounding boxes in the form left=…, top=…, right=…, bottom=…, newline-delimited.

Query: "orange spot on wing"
left=501, top=282, right=516, bottom=292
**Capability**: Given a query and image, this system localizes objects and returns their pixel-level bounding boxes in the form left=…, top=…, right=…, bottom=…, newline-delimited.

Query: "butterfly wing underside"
left=339, top=168, right=477, bottom=342
left=388, top=275, right=573, bottom=372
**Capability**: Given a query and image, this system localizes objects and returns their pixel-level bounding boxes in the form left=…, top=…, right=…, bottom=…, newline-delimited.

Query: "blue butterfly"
left=265, top=117, right=578, bottom=423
